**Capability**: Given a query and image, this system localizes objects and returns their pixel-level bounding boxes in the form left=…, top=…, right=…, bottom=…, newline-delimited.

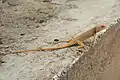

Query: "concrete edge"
left=52, top=19, right=120, bottom=80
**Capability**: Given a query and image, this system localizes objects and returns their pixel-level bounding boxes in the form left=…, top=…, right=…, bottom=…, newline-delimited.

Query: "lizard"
left=12, top=24, right=106, bottom=53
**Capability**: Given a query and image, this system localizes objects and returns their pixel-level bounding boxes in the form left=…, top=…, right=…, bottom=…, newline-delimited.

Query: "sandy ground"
left=0, top=0, right=120, bottom=80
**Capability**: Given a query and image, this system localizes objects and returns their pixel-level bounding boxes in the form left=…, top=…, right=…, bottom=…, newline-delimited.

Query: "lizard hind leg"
left=76, top=40, right=84, bottom=49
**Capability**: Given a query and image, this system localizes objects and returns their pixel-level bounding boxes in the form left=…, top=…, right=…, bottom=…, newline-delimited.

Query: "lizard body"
left=12, top=24, right=106, bottom=53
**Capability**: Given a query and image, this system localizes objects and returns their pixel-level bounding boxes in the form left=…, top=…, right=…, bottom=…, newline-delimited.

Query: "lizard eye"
left=100, top=24, right=106, bottom=28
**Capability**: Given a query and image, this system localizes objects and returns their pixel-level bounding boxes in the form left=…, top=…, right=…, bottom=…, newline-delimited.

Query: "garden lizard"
left=12, top=24, right=106, bottom=53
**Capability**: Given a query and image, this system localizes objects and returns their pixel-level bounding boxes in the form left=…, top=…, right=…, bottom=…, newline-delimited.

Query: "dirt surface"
left=0, top=0, right=120, bottom=80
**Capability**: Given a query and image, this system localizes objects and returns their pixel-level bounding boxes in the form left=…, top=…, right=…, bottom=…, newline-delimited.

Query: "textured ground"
left=0, top=0, right=120, bottom=80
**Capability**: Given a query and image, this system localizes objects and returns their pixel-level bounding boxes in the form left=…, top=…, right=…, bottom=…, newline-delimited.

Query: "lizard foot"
left=77, top=45, right=84, bottom=49
left=76, top=40, right=84, bottom=49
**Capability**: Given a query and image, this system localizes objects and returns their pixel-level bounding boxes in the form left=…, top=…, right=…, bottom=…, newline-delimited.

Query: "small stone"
left=43, top=0, right=52, bottom=2
left=0, top=60, right=5, bottom=63
left=1, top=24, right=4, bottom=26
left=54, top=39, right=59, bottom=42
left=20, top=33, right=25, bottom=36
left=1, top=0, right=7, bottom=3
left=36, top=25, right=40, bottom=28
left=39, top=20, right=44, bottom=23
left=0, top=38, right=3, bottom=44
left=0, top=41, right=3, bottom=44
left=7, top=2, right=18, bottom=6
left=5, top=45, right=9, bottom=48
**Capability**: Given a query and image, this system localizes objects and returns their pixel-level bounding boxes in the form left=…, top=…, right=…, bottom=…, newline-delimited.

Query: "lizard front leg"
left=76, top=40, right=84, bottom=49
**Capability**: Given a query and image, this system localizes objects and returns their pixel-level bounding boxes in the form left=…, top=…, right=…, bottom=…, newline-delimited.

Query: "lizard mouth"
left=96, top=24, right=107, bottom=32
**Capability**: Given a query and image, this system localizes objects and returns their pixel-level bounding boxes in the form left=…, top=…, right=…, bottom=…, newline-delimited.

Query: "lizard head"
left=95, top=24, right=107, bottom=32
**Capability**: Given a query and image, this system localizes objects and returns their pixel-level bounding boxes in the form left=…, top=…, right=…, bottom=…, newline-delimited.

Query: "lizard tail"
left=11, top=49, right=41, bottom=53
left=11, top=40, right=76, bottom=53
left=11, top=44, right=70, bottom=53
